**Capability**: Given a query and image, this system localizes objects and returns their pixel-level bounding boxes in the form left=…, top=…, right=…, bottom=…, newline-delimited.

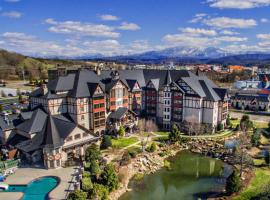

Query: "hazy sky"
left=1, top=0, right=270, bottom=57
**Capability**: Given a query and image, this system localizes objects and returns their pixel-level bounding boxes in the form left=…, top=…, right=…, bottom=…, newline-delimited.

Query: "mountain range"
left=89, top=47, right=270, bottom=66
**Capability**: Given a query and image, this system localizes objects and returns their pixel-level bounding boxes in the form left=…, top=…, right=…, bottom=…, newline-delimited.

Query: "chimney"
left=41, top=84, right=48, bottom=95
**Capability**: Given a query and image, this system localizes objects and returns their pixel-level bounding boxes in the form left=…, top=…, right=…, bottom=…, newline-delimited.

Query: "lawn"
left=233, top=168, right=270, bottom=200
left=180, top=130, right=234, bottom=139
left=155, top=132, right=169, bottom=136
left=231, top=118, right=268, bottom=129
left=111, top=137, right=139, bottom=149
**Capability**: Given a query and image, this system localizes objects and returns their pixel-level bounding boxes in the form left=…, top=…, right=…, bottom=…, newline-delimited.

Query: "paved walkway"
left=0, top=167, right=76, bottom=200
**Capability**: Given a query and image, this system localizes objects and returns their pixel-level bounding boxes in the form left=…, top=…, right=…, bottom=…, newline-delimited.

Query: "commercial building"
left=4, top=69, right=229, bottom=169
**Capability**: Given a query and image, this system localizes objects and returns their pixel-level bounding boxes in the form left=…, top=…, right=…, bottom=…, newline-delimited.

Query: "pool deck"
left=0, top=167, right=76, bottom=200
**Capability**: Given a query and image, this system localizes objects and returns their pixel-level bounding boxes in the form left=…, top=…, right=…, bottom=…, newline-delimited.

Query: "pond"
left=119, top=150, right=232, bottom=200
left=4, top=176, right=59, bottom=200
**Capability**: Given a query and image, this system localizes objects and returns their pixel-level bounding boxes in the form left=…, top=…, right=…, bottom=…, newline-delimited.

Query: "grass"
left=111, top=137, right=139, bottom=149
left=253, top=159, right=266, bottom=167
left=155, top=132, right=170, bottom=136
left=233, top=168, right=270, bottom=200
left=180, top=130, right=234, bottom=139
left=230, top=118, right=268, bottom=129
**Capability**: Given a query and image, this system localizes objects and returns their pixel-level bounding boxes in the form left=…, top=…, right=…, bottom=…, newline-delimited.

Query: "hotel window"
left=81, top=115, right=85, bottom=121
left=66, top=136, right=72, bottom=142
left=83, top=132, right=88, bottom=137
left=74, top=134, right=81, bottom=140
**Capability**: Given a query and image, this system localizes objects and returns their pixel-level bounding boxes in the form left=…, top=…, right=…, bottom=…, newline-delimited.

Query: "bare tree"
left=137, top=119, right=158, bottom=152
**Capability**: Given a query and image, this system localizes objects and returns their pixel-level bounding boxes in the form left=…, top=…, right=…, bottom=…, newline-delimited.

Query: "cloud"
left=2, top=11, right=22, bottom=19
left=190, top=13, right=208, bottom=23
left=180, top=27, right=217, bottom=36
left=163, top=34, right=218, bottom=47
left=220, top=30, right=240, bottom=35
left=4, top=0, right=20, bottom=2
left=207, top=0, right=270, bottom=9
left=204, top=17, right=257, bottom=29
left=261, top=18, right=269, bottom=23
left=129, top=40, right=151, bottom=52
left=216, top=36, right=248, bottom=42
left=0, top=31, right=153, bottom=57
left=118, top=22, right=141, bottom=31
left=44, top=18, right=57, bottom=25
left=45, top=19, right=120, bottom=38
left=257, top=33, right=270, bottom=40
left=100, top=14, right=119, bottom=21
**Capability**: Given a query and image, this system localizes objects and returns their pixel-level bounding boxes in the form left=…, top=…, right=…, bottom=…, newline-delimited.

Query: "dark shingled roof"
left=69, top=70, right=103, bottom=98
left=108, top=107, right=128, bottom=120
left=29, top=69, right=224, bottom=103
left=19, top=111, right=33, bottom=121
left=44, top=115, right=63, bottom=148
left=232, top=94, right=270, bottom=102
left=125, top=79, right=141, bottom=92
left=213, top=88, right=229, bottom=101
left=16, top=108, right=47, bottom=134
left=0, top=114, right=19, bottom=131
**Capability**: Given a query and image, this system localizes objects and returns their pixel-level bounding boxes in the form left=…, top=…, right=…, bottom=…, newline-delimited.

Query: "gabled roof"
left=149, top=79, right=160, bottom=91
left=16, top=108, right=47, bottom=134
left=47, top=73, right=75, bottom=92
left=107, top=107, right=128, bottom=120
left=19, top=111, right=33, bottom=121
left=164, top=70, right=172, bottom=85
left=44, top=115, right=63, bottom=148
left=69, top=70, right=103, bottom=98
left=213, top=88, right=228, bottom=101
left=125, top=79, right=141, bottom=92
left=0, top=114, right=19, bottom=131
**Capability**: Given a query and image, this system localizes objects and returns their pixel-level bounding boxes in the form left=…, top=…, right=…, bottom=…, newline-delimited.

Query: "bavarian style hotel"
left=5, top=69, right=229, bottom=169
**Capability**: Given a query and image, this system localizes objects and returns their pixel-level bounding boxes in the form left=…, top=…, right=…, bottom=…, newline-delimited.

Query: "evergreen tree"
left=169, top=124, right=181, bottom=143
left=81, top=177, right=93, bottom=192
left=100, top=164, right=119, bottom=192
left=100, top=135, right=112, bottom=150
left=226, top=170, right=242, bottom=194
left=85, top=144, right=101, bottom=163
left=251, top=129, right=261, bottom=147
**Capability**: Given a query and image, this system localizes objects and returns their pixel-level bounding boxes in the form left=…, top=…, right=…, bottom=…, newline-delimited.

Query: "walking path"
left=0, top=167, right=76, bottom=200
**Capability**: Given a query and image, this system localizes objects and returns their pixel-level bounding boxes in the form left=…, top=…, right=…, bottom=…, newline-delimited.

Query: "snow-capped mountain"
left=132, top=47, right=231, bottom=59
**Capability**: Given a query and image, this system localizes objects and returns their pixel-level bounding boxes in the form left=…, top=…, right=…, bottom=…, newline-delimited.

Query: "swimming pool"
left=5, top=176, right=59, bottom=200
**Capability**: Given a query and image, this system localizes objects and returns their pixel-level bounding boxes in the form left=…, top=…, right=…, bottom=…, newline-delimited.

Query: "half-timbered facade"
left=6, top=69, right=228, bottom=169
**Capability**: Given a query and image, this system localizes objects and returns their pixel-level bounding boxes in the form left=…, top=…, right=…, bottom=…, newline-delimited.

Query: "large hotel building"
left=4, top=69, right=229, bottom=169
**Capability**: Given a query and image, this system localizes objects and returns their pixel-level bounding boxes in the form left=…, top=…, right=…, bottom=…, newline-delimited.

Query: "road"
left=230, top=110, right=270, bottom=122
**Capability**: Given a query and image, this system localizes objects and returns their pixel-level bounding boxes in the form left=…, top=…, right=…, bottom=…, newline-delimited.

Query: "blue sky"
left=1, top=0, right=270, bottom=57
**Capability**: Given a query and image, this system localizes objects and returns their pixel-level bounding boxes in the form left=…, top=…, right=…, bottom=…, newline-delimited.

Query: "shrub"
left=85, top=144, right=101, bottom=162
left=235, top=124, right=241, bottom=131
left=100, top=164, right=119, bottom=192
left=251, top=129, right=261, bottom=147
left=217, top=123, right=224, bottom=131
left=89, top=160, right=100, bottom=177
left=90, top=183, right=109, bottom=200
left=82, top=171, right=91, bottom=178
left=68, top=189, right=87, bottom=200
left=100, top=135, right=112, bottom=150
left=81, top=177, right=93, bottom=192
left=226, top=170, right=242, bottom=194
left=226, top=117, right=232, bottom=127
left=149, top=142, right=158, bottom=152
left=132, top=173, right=144, bottom=182
left=118, top=126, right=125, bottom=137
left=163, top=160, right=171, bottom=170
left=128, top=150, right=137, bottom=158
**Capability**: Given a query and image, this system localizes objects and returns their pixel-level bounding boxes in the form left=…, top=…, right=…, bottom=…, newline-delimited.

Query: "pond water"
left=5, top=176, right=58, bottom=200
left=119, top=150, right=232, bottom=200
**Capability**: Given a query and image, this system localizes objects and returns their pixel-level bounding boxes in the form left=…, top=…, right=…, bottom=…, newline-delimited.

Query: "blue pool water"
left=6, top=177, right=58, bottom=200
